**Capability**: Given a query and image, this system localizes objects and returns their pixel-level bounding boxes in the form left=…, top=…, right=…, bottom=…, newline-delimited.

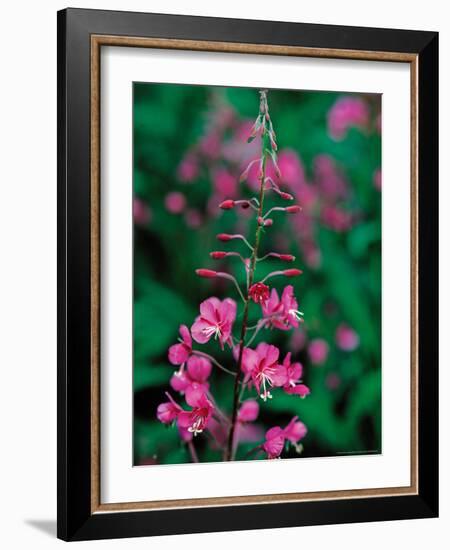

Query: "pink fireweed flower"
left=328, top=96, right=370, bottom=141
left=156, top=392, right=182, bottom=424
left=191, top=297, right=237, bottom=348
left=283, top=416, right=307, bottom=451
left=262, top=285, right=303, bottom=330
left=241, top=343, right=285, bottom=401
left=177, top=384, right=214, bottom=436
left=170, top=355, right=212, bottom=394
left=248, top=282, right=270, bottom=304
left=168, top=325, right=192, bottom=366
left=164, top=191, right=186, bottom=214
left=262, top=426, right=286, bottom=459
left=276, top=352, right=310, bottom=398
left=237, top=399, right=260, bottom=423
left=335, top=324, right=360, bottom=351
left=308, top=338, right=329, bottom=365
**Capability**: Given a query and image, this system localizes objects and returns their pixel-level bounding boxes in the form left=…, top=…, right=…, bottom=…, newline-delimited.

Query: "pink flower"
left=276, top=352, right=311, bottom=398
left=335, top=324, right=360, bottom=351
left=238, top=400, right=259, bottom=422
left=241, top=343, right=285, bottom=401
left=177, top=153, right=199, bottom=182
left=191, top=297, right=237, bottom=349
left=284, top=416, right=307, bottom=450
left=308, top=339, right=329, bottom=365
left=314, top=154, right=349, bottom=201
left=156, top=393, right=182, bottom=424
left=262, top=426, right=285, bottom=459
left=133, top=197, right=151, bottom=225
left=248, top=282, right=270, bottom=304
left=170, top=355, right=212, bottom=394
left=262, top=285, right=303, bottom=330
left=177, top=384, right=214, bottom=435
left=165, top=191, right=186, bottom=214
left=168, top=325, right=192, bottom=366
left=327, top=96, right=370, bottom=141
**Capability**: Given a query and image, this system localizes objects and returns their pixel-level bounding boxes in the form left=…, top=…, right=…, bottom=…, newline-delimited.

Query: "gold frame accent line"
left=90, top=35, right=419, bottom=514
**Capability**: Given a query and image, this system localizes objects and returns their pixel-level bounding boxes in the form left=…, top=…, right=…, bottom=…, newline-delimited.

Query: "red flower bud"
left=285, top=205, right=302, bottom=213
left=257, top=217, right=265, bottom=226
left=279, top=192, right=294, bottom=200
left=264, top=218, right=273, bottom=227
left=217, top=233, right=232, bottom=241
left=195, top=269, right=218, bottom=278
left=219, top=200, right=235, bottom=210
left=210, top=251, right=227, bottom=259
left=248, top=282, right=270, bottom=304
left=283, top=269, right=303, bottom=277
left=279, top=254, right=295, bottom=262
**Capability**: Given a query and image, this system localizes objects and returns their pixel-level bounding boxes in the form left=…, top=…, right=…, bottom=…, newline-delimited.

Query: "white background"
left=0, top=1, right=447, bottom=549
left=102, top=47, right=411, bottom=503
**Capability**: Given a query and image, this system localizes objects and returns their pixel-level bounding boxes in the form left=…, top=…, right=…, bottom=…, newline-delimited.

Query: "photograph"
left=132, top=83, right=382, bottom=466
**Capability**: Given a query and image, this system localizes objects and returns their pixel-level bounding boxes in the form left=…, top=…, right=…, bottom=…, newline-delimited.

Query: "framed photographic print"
left=57, top=8, right=438, bottom=541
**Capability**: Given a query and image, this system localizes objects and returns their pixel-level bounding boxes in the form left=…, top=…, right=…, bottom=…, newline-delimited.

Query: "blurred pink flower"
left=290, top=329, right=306, bottom=352
left=177, top=153, right=199, bottom=182
left=191, top=297, right=237, bottom=348
left=335, top=324, right=360, bottom=351
left=213, top=168, right=237, bottom=197
left=321, top=205, right=354, bottom=232
left=238, top=399, right=260, bottom=423
left=328, top=96, right=370, bottom=140
left=133, top=197, right=151, bottom=225
left=199, top=131, right=221, bottom=159
left=277, top=149, right=306, bottom=188
left=313, top=154, right=349, bottom=200
left=165, top=191, right=186, bottom=214
left=308, top=338, right=329, bottom=365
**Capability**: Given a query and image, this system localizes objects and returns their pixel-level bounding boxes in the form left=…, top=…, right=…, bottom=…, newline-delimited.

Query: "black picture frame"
left=57, top=7, right=438, bottom=541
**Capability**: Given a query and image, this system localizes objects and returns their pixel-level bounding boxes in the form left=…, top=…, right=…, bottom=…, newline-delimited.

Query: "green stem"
left=224, top=107, right=268, bottom=461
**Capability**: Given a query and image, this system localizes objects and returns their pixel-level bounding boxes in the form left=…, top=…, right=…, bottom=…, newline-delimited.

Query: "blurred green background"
left=133, top=82, right=382, bottom=465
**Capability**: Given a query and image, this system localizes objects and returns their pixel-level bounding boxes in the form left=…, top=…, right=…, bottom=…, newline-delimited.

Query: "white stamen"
left=289, top=309, right=304, bottom=321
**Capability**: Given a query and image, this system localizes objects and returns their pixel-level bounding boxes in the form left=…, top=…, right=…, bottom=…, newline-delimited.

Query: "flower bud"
left=195, top=269, right=218, bottom=278
left=217, top=233, right=232, bottom=241
left=279, top=254, right=295, bottom=262
left=210, top=251, right=227, bottom=259
left=285, top=205, right=302, bottom=213
left=219, top=199, right=235, bottom=210
left=279, top=191, right=294, bottom=200
left=264, top=218, right=273, bottom=227
left=283, top=269, right=303, bottom=277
